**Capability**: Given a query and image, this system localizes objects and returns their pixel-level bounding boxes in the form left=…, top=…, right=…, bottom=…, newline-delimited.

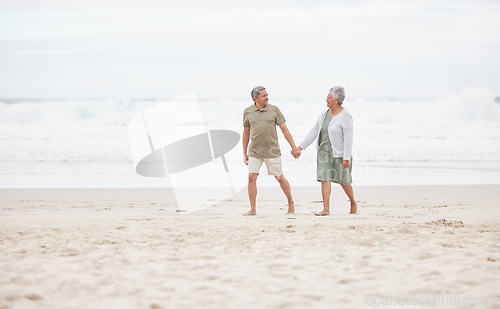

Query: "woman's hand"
left=291, top=147, right=302, bottom=159
left=342, top=160, right=349, bottom=169
left=243, top=153, right=249, bottom=165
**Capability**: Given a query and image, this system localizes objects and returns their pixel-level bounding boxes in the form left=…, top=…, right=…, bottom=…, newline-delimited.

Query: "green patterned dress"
left=316, top=113, right=353, bottom=185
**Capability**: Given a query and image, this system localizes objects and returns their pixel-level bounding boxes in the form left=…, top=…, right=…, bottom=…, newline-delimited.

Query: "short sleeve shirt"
left=243, top=103, right=286, bottom=159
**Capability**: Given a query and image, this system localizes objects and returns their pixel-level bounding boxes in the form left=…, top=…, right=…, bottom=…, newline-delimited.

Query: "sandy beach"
left=1, top=185, right=500, bottom=309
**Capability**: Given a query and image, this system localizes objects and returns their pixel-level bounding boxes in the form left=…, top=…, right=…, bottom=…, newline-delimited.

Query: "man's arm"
left=242, top=126, right=250, bottom=165
left=279, top=123, right=300, bottom=157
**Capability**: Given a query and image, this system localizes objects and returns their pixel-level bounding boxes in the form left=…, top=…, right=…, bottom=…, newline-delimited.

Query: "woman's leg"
left=316, top=181, right=331, bottom=215
left=340, top=183, right=357, bottom=214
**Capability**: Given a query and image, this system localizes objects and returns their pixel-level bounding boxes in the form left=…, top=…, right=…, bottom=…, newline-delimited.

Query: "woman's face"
left=326, top=93, right=338, bottom=109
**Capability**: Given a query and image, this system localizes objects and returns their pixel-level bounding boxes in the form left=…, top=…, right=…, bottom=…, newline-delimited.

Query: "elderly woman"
left=293, top=86, right=357, bottom=215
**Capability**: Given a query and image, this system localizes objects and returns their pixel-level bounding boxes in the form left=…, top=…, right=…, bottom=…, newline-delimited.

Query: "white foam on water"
left=1, top=87, right=499, bottom=187
left=1, top=88, right=498, bottom=126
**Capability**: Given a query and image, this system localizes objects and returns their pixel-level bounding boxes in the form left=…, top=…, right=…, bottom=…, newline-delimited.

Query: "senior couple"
left=242, top=85, right=357, bottom=216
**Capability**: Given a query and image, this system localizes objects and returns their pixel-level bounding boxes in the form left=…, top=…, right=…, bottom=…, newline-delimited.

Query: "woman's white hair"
left=329, top=86, right=345, bottom=105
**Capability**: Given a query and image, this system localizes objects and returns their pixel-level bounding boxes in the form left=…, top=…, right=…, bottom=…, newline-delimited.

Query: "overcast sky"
left=1, top=0, right=499, bottom=99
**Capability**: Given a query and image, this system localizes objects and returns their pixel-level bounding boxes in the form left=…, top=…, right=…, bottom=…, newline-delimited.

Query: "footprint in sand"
left=25, top=293, right=43, bottom=301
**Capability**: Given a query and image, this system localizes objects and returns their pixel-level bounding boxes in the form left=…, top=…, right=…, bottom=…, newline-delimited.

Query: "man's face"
left=254, top=89, right=269, bottom=106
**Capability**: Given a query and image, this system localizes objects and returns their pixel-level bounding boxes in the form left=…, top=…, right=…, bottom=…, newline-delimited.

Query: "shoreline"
left=1, top=185, right=499, bottom=224
left=2, top=161, right=500, bottom=189
left=2, top=183, right=498, bottom=199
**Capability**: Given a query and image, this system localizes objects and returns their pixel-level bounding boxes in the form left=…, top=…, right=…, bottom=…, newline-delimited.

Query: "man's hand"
left=291, top=147, right=302, bottom=159
left=342, top=160, right=349, bottom=169
left=242, top=127, right=250, bottom=165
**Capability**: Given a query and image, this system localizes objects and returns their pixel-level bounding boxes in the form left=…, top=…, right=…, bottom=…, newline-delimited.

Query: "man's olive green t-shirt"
left=243, top=103, right=286, bottom=159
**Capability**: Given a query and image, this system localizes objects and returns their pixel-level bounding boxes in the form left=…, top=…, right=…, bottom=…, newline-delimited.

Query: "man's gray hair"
left=329, top=86, right=345, bottom=105
left=251, top=86, right=266, bottom=101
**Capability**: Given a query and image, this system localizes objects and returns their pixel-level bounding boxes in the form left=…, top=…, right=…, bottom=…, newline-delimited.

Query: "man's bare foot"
left=244, top=210, right=256, bottom=216
left=287, top=203, right=295, bottom=214
left=350, top=202, right=358, bottom=214
left=315, top=210, right=330, bottom=216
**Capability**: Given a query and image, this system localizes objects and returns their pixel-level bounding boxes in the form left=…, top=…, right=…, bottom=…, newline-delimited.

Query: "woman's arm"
left=342, top=114, right=354, bottom=167
left=298, top=112, right=325, bottom=151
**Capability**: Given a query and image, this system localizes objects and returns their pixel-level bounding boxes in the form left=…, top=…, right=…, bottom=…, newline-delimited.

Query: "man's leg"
left=340, top=183, right=357, bottom=214
left=274, top=175, right=295, bottom=214
left=316, top=181, right=331, bottom=216
left=244, top=173, right=259, bottom=216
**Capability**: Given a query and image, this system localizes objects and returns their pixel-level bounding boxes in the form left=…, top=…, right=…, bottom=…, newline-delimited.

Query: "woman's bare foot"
left=244, top=210, right=256, bottom=216
left=287, top=203, right=295, bottom=214
left=350, top=202, right=358, bottom=214
left=315, top=209, right=330, bottom=216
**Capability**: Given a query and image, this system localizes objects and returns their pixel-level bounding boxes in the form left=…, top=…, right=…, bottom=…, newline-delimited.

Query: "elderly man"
left=242, top=86, right=300, bottom=216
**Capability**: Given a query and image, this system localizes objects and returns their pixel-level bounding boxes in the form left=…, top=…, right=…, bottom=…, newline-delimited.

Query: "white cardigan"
left=298, top=109, right=353, bottom=161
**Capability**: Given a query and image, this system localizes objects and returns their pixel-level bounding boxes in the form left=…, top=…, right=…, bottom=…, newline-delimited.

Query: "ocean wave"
left=0, top=98, right=156, bottom=126
left=349, top=87, right=500, bottom=125
left=0, top=88, right=499, bottom=127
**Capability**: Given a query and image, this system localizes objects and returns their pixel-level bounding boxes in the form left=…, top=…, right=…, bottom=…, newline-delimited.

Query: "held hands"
left=291, top=147, right=302, bottom=159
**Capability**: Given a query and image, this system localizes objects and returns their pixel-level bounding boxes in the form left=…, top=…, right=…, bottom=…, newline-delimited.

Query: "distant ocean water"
left=1, top=87, right=499, bottom=188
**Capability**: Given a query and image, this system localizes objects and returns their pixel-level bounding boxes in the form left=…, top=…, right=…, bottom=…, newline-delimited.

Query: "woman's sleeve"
left=343, top=114, right=353, bottom=161
left=298, top=113, right=323, bottom=150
